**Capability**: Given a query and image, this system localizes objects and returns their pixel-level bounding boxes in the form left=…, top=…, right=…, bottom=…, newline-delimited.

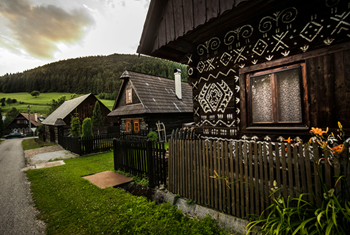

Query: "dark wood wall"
left=307, top=49, right=350, bottom=129
left=115, top=79, right=141, bottom=109
left=63, top=95, right=110, bottom=127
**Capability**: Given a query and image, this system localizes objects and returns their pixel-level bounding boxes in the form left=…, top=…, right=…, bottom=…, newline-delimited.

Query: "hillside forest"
left=0, top=54, right=188, bottom=100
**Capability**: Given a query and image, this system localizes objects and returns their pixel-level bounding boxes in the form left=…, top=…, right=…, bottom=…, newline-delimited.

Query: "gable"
left=115, top=79, right=141, bottom=109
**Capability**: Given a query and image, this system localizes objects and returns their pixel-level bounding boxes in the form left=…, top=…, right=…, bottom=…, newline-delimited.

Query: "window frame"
left=126, top=89, right=132, bottom=104
left=125, top=120, right=132, bottom=134
left=133, top=120, right=140, bottom=134
left=245, top=63, right=308, bottom=129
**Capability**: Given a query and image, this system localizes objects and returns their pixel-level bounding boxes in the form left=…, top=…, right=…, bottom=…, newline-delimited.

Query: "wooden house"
left=137, top=0, right=350, bottom=141
left=42, top=93, right=110, bottom=143
left=5, top=113, right=41, bottom=136
left=107, top=70, right=193, bottom=138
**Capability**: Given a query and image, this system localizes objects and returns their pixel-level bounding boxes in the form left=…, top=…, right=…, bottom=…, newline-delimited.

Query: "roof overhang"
left=137, top=0, right=282, bottom=63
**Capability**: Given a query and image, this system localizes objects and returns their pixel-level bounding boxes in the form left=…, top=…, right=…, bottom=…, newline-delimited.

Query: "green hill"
left=0, top=54, right=188, bottom=99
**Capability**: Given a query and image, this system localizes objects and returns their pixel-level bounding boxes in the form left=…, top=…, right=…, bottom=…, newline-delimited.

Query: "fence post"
left=113, top=138, right=118, bottom=171
left=147, top=140, right=155, bottom=188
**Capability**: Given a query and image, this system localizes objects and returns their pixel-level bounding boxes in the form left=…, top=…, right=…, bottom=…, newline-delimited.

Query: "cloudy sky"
left=0, top=0, right=150, bottom=76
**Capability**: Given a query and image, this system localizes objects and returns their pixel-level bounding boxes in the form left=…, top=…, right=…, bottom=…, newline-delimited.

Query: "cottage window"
left=247, top=64, right=305, bottom=125
left=133, top=120, right=140, bottom=134
left=126, top=120, right=132, bottom=134
left=126, top=89, right=132, bottom=104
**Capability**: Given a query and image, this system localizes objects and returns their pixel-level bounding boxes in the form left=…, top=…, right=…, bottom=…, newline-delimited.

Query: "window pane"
left=251, top=74, right=273, bottom=123
left=276, top=68, right=302, bottom=123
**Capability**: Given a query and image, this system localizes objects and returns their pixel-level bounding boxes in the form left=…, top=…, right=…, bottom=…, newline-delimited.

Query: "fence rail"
left=113, top=139, right=167, bottom=188
left=168, top=139, right=348, bottom=218
left=59, top=133, right=120, bottom=155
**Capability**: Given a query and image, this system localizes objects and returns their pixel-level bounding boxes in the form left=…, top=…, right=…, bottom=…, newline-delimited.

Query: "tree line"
left=0, top=54, right=188, bottom=99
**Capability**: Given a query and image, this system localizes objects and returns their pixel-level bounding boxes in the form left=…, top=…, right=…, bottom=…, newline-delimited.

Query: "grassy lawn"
left=26, top=152, right=228, bottom=235
left=22, top=138, right=56, bottom=150
left=0, top=92, right=114, bottom=115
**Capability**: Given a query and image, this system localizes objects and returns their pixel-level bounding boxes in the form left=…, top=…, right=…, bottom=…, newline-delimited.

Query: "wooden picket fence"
left=168, top=139, right=349, bottom=218
left=113, top=139, right=168, bottom=188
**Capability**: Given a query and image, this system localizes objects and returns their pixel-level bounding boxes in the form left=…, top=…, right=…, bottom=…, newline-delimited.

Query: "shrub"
left=148, top=131, right=158, bottom=141
left=70, top=114, right=81, bottom=137
left=30, top=90, right=40, bottom=98
left=82, top=118, right=93, bottom=138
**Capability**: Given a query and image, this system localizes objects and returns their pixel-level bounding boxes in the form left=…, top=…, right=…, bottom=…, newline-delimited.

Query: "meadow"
left=0, top=92, right=114, bottom=116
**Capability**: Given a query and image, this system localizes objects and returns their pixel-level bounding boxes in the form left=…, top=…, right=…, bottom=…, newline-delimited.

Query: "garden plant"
left=246, top=122, right=350, bottom=235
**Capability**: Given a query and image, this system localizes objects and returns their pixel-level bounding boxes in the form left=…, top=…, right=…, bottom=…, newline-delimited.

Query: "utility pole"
left=28, top=105, right=31, bottom=136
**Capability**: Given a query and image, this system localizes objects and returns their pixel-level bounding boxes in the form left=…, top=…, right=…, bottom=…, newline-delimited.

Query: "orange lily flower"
left=330, top=144, right=344, bottom=154
left=311, top=127, right=328, bottom=136
left=284, top=137, right=293, bottom=143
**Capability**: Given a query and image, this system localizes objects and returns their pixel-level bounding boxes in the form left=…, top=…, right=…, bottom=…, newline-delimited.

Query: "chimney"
left=35, top=112, right=38, bottom=122
left=174, top=69, right=182, bottom=100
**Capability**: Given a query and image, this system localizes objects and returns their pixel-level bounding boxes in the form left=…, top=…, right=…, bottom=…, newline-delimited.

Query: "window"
left=133, top=120, right=140, bottom=134
left=247, top=64, right=304, bottom=125
left=125, top=119, right=140, bottom=134
left=125, top=120, right=132, bottom=133
left=126, top=89, right=132, bottom=104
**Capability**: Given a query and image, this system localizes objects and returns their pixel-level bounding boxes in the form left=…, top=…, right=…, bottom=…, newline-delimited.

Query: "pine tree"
left=70, top=114, right=81, bottom=137
left=92, top=101, right=104, bottom=135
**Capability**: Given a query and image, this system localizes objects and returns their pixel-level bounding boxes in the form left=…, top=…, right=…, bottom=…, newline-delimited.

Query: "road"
left=0, top=138, right=46, bottom=234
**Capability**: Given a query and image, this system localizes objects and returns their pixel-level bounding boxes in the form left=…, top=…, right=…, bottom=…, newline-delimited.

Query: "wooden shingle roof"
left=42, top=94, right=91, bottom=126
left=108, top=71, right=193, bottom=117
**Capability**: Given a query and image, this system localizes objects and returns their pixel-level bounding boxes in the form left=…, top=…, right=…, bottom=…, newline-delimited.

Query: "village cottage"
left=5, top=113, right=41, bottom=136
left=42, top=93, right=110, bottom=143
left=129, top=0, right=350, bottom=226
left=108, top=70, right=193, bottom=140
left=137, top=0, right=350, bottom=141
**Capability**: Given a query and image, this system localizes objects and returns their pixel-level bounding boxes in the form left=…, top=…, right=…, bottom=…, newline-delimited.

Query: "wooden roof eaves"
left=112, top=79, right=126, bottom=110
left=139, top=0, right=270, bottom=61
left=137, top=0, right=168, bottom=55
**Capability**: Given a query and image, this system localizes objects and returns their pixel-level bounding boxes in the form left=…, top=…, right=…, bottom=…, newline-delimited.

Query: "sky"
left=0, top=0, right=150, bottom=76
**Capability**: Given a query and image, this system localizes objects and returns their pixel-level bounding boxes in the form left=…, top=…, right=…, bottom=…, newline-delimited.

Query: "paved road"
left=0, top=138, right=46, bottom=234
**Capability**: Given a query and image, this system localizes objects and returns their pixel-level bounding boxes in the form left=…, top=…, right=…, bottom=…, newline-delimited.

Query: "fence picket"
left=214, top=141, right=218, bottom=210
left=224, top=141, right=230, bottom=214
left=235, top=142, right=240, bottom=217
left=294, top=146, right=300, bottom=198
left=253, top=142, right=259, bottom=215
left=263, top=143, right=269, bottom=213
left=239, top=142, right=244, bottom=217
left=313, top=143, right=321, bottom=207
left=287, top=143, right=294, bottom=198
left=249, top=142, right=254, bottom=216
left=210, top=140, right=214, bottom=208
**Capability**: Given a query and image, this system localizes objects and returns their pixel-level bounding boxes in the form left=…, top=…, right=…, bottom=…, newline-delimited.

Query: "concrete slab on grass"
left=83, top=171, right=133, bottom=189
left=36, top=160, right=65, bottom=169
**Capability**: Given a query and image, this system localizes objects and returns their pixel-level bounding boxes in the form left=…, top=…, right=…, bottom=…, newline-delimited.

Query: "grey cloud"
left=0, top=0, right=95, bottom=59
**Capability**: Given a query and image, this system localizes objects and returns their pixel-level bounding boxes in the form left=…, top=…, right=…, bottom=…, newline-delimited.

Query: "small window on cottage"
left=133, top=120, right=140, bottom=134
left=126, top=89, right=132, bottom=104
left=248, top=64, right=304, bottom=125
left=125, top=120, right=132, bottom=134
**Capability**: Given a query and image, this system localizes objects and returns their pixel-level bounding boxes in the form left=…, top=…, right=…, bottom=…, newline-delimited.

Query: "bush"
left=82, top=118, right=93, bottom=138
left=147, top=131, right=158, bottom=141
left=30, top=90, right=40, bottom=98
left=70, top=114, right=81, bottom=137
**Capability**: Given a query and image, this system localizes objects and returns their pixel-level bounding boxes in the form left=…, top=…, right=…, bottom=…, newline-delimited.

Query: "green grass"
left=22, top=138, right=56, bottom=150
left=0, top=92, right=114, bottom=115
left=26, top=152, right=228, bottom=235
left=0, top=140, right=3, bottom=144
